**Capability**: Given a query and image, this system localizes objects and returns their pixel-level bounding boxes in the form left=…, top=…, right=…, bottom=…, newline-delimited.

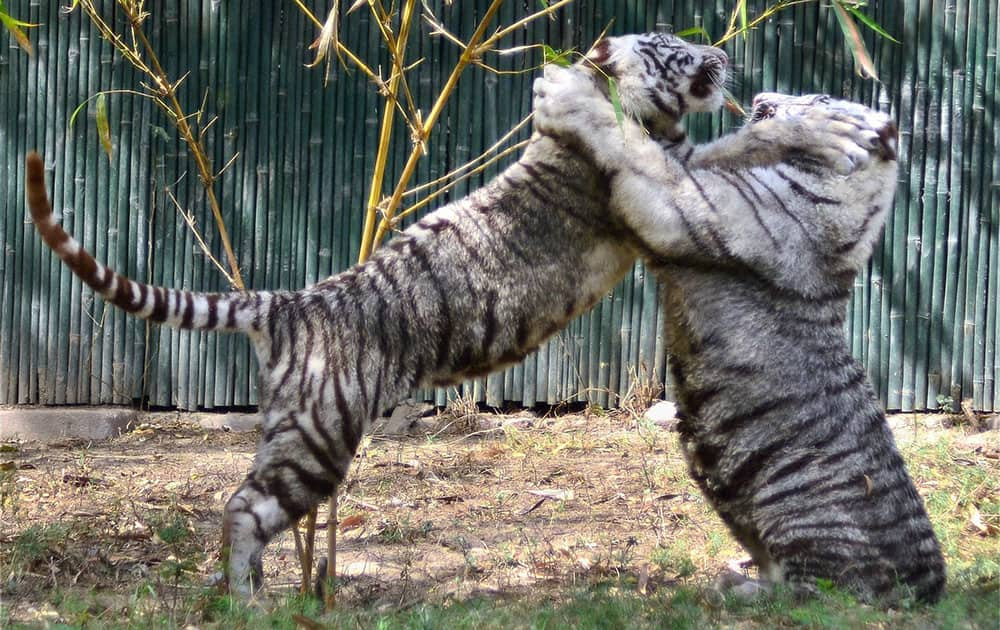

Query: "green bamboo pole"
left=213, top=1, right=238, bottom=407
left=20, top=0, right=37, bottom=403
left=936, top=0, right=962, bottom=407
left=116, top=55, right=139, bottom=405
left=967, top=0, right=989, bottom=408
left=881, top=0, right=918, bottom=410
left=29, top=0, right=46, bottom=403
left=898, top=0, right=933, bottom=412
left=944, top=0, right=969, bottom=404
left=925, top=0, right=956, bottom=409
left=62, top=12, right=90, bottom=404
left=195, top=0, right=216, bottom=407
left=959, top=0, right=983, bottom=404
left=863, top=9, right=886, bottom=398
left=301, top=8, right=320, bottom=288
left=13, top=0, right=34, bottom=403
left=170, top=3, right=191, bottom=408
left=97, top=14, right=119, bottom=405
left=0, top=5, right=12, bottom=401
left=988, top=5, right=999, bottom=411
left=181, top=0, right=201, bottom=408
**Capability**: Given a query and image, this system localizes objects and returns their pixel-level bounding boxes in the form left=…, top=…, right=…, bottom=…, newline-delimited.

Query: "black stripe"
left=206, top=294, right=219, bottom=329
left=181, top=292, right=195, bottom=328
left=332, top=371, right=361, bottom=454
left=761, top=450, right=820, bottom=488
left=716, top=169, right=781, bottom=249
left=299, top=317, right=316, bottom=411
left=774, top=166, right=840, bottom=205
left=406, top=239, right=453, bottom=371
left=152, top=286, right=169, bottom=322
left=309, top=402, right=342, bottom=461
left=715, top=392, right=801, bottom=434
left=226, top=295, right=239, bottom=329
left=746, top=169, right=820, bottom=246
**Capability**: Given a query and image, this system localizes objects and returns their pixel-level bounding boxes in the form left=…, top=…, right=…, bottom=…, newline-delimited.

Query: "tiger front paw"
left=531, top=65, right=615, bottom=146
left=749, top=94, right=898, bottom=176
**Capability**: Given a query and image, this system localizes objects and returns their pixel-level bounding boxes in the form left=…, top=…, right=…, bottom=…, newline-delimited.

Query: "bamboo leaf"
left=675, top=26, right=710, bottom=42
left=832, top=1, right=879, bottom=80
left=844, top=4, right=900, bottom=44
left=307, top=0, right=339, bottom=72
left=0, top=0, right=39, bottom=56
left=95, top=92, right=113, bottom=162
left=542, top=44, right=573, bottom=67
left=608, top=77, right=624, bottom=130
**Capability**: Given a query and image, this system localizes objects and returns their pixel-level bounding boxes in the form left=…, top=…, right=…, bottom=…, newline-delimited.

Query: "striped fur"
left=26, top=33, right=734, bottom=597
left=534, top=74, right=946, bottom=603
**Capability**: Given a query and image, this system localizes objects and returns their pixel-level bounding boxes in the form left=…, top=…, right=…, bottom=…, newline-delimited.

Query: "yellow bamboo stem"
left=357, top=0, right=419, bottom=263
left=369, top=0, right=505, bottom=249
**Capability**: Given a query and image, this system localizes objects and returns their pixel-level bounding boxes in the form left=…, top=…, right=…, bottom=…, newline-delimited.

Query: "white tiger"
left=533, top=66, right=945, bottom=603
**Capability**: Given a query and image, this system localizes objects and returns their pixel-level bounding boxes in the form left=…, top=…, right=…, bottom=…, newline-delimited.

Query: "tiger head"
left=581, top=32, right=729, bottom=134
left=749, top=92, right=898, bottom=161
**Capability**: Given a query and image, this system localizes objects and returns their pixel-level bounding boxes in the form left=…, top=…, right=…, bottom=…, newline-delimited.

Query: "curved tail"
left=26, top=152, right=263, bottom=333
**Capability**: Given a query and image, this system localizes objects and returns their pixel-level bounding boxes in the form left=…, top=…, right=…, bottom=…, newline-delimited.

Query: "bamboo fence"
left=0, top=1, right=996, bottom=411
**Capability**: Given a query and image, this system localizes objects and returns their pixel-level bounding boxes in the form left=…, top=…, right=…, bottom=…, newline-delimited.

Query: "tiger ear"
left=585, top=39, right=612, bottom=67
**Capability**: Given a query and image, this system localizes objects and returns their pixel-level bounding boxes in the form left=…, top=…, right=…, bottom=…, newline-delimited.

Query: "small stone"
left=376, top=400, right=434, bottom=436
left=984, top=414, right=1000, bottom=431
left=644, top=401, right=678, bottom=430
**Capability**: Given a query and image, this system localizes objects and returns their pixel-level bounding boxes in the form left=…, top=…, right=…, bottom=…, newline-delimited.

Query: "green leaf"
left=674, top=26, right=710, bottom=43
left=832, top=1, right=879, bottom=80
left=0, top=0, right=39, bottom=56
left=96, top=93, right=113, bottom=162
left=845, top=4, right=900, bottom=43
left=542, top=44, right=572, bottom=67
left=608, top=77, right=625, bottom=130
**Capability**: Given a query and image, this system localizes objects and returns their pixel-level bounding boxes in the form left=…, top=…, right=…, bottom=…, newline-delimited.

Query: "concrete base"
left=0, top=407, right=139, bottom=441
left=0, top=407, right=262, bottom=442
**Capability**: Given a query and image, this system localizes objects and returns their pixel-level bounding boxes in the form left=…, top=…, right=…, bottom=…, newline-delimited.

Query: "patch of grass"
left=5, top=522, right=69, bottom=575
left=375, top=516, right=434, bottom=544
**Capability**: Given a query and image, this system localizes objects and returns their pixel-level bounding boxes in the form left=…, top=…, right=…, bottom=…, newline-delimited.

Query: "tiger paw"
left=531, top=65, right=616, bottom=145
left=714, top=567, right=774, bottom=600
left=748, top=93, right=897, bottom=176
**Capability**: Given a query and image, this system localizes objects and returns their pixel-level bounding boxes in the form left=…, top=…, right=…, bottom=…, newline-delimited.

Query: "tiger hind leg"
left=221, top=406, right=353, bottom=597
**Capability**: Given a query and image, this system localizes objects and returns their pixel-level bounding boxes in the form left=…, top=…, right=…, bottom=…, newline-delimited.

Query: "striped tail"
left=26, top=152, right=263, bottom=333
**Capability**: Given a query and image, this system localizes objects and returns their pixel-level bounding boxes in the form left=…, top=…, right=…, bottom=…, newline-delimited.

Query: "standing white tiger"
left=26, top=33, right=881, bottom=597
left=533, top=68, right=946, bottom=602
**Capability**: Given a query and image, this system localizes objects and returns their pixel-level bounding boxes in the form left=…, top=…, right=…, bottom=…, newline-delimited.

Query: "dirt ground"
left=2, top=406, right=998, bottom=623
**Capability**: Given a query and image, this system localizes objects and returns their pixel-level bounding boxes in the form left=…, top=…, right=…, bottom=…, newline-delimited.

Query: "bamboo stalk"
left=967, top=0, right=989, bottom=408
left=926, top=0, right=955, bottom=408
left=366, top=0, right=504, bottom=250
